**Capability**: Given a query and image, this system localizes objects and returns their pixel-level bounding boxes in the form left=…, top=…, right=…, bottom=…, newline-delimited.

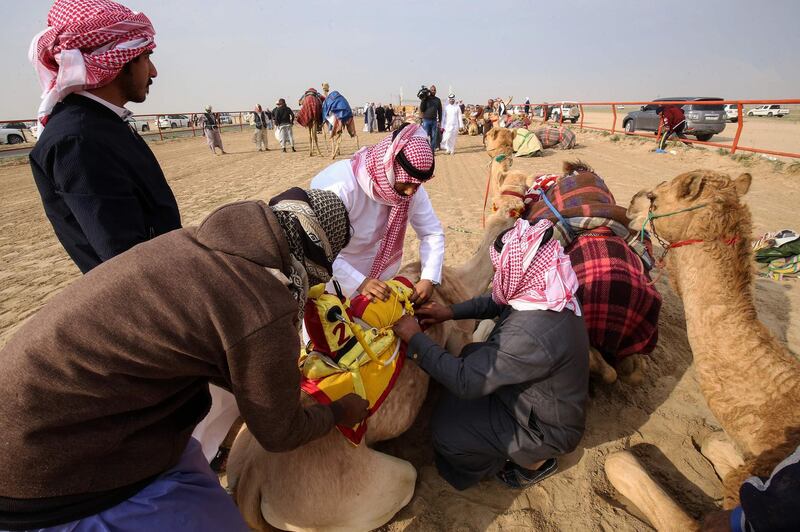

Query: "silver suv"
left=622, top=97, right=727, bottom=141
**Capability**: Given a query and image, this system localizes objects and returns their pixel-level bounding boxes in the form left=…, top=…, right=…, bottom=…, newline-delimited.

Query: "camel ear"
left=678, top=173, right=707, bottom=201
left=734, top=173, right=751, bottom=196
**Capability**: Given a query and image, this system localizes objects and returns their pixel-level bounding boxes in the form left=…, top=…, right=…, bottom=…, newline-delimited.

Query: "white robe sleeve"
left=331, top=256, right=366, bottom=298
left=409, top=187, right=445, bottom=284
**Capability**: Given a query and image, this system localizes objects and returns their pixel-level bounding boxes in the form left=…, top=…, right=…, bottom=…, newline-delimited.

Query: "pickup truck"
left=747, top=104, right=790, bottom=118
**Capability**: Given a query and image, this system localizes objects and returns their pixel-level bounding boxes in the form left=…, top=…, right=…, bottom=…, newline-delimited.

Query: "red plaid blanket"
left=297, top=93, right=322, bottom=128
left=533, top=126, right=576, bottom=149
left=524, top=170, right=661, bottom=361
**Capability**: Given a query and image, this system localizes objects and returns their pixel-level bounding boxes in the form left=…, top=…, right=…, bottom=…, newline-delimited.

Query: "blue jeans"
left=422, top=118, right=439, bottom=151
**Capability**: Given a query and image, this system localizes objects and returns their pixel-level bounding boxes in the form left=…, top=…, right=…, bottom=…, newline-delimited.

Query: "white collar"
left=76, top=91, right=133, bottom=120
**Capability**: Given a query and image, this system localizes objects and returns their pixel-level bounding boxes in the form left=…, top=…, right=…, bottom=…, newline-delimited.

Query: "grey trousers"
left=432, top=392, right=553, bottom=490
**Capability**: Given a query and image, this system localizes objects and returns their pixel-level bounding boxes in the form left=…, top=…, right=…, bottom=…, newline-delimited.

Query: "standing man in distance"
left=201, top=105, right=226, bottom=155
left=273, top=98, right=296, bottom=152
left=440, top=93, right=464, bottom=155
left=420, top=84, right=443, bottom=152
left=251, top=104, right=270, bottom=152
left=28, top=0, right=181, bottom=274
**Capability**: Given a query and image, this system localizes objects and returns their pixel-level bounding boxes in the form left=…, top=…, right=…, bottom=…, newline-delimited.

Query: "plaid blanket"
left=524, top=170, right=661, bottom=361
left=533, top=126, right=576, bottom=149
left=297, top=92, right=322, bottom=128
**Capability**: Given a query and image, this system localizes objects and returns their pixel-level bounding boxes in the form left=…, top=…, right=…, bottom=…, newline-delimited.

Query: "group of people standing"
left=364, top=102, right=397, bottom=133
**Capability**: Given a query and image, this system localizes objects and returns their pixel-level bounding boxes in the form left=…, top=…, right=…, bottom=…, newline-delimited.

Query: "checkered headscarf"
left=351, top=124, right=435, bottom=279
left=490, top=219, right=581, bottom=315
left=29, top=0, right=156, bottom=126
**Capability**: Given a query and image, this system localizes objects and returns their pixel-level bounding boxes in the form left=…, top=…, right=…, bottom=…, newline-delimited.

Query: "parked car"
left=218, top=113, right=233, bottom=125
left=157, top=114, right=190, bottom=129
left=723, top=104, right=740, bottom=122
left=126, top=117, right=151, bottom=132
left=622, top=97, right=726, bottom=142
left=747, top=104, right=790, bottom=118
left=0, top=123, right=33, bottom=144
left=550, top=102, right=581, bottom=123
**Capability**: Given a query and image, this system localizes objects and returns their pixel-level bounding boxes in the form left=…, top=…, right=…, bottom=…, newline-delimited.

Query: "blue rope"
left=536, top=189, right=577, bottom=240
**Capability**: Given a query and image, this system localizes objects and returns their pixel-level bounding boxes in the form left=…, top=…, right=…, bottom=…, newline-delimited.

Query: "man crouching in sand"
left=393, top=219, right=589, bottom=490
left=0, top=188, right=367, bottom=531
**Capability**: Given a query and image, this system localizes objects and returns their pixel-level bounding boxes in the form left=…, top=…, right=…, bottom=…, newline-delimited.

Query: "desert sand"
left=1, top=125, right=798, bottom=531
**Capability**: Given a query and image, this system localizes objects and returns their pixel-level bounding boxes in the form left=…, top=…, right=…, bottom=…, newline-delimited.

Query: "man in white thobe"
left=311, top=124, right=444, bottom=303
left=441, top=93, right=464, bottom=155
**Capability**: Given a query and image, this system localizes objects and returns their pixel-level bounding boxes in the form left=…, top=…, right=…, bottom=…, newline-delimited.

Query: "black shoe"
left=282, top=147, right=286, bottom=152
left=496, top=458, right=558, bottom=488
left=291, top=146, right=296, bottom=152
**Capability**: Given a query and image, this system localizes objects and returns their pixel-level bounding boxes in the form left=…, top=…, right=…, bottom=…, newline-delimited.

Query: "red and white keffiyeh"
left=29, top=0, right=156, bottom=126
left=490, top=219, right=581, bottom=315
left=351, top=124, right=435, bottom=279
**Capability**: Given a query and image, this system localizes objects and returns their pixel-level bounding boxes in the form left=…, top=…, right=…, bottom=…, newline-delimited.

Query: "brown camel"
left=226, top=211, right=517, bottom=532
left=296, top=89, right=325, bottom=157
left=604, top=169, right=800, bottom=530
left=327, top=115, right=359, bottom=160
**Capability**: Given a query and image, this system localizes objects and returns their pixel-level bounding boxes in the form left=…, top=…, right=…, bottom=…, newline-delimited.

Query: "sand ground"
left=1, top=125, right=798, bottom=531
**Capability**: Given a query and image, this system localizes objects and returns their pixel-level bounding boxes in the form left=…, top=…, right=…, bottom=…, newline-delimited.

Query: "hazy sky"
left=3, top=0, right=799, bottom=118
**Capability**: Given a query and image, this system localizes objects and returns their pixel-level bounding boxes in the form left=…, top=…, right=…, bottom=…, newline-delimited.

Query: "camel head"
left=484, top=127, right=514, bottom=159
left=491, top=170, right=528, bottom=219
left=627, top=170, right=752, bottom=244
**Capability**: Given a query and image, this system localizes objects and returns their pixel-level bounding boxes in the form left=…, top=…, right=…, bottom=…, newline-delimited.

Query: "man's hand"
left=410, top=279, right=434, bottom=304
left=392, top=314, right=422, bottom=343
left=329, top=393, right=370, bottom=427
left=414, top=301, right=454, bottom=327
left=358, top=278, right=390, bottom=302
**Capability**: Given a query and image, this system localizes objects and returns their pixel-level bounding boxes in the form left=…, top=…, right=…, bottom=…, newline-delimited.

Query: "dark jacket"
left=408, top=295, right=589, bottom=456
left=29, top=94, right=181, bottom=273
left=420, top=95, right=443, bottom=121
left=273, top=105, right=294, bottom=126
left=0, top=201, right=334, bottom=525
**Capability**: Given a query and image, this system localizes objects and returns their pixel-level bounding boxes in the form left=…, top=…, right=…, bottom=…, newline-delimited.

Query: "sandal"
left=496, top=458, right=558, bottom=488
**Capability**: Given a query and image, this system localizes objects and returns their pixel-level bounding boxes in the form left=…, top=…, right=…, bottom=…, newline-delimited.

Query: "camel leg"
left=473, top=319, right=495, bottom=342
left=308, top=126, right=313, bottom=157
left=701, top=432, right=745, bottom=481
left=589, top=347, right=618, bottom=384
left=229, top=426, right=416, bottom=532
left=617, top=354, right=647, bottom=386
left=604, top=451, right=700, bottom=532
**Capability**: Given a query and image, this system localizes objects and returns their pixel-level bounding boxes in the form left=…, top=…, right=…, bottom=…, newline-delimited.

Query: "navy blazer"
left=30, top=94, right=181, bottom=273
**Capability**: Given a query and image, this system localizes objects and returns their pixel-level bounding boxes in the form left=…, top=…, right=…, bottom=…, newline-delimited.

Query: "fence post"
left=157, top=114, right=163, bottom=141
left=239, top=112, right=243, bottom=132
left=611, top=104, right=617, bottom=134
left=579, top=105, right=584, bottom=131
left=731, top=103, right=744, bottom=154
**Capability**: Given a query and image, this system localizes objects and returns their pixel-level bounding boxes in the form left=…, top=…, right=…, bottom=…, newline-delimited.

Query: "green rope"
left=638, top=203, right=708, bottom=243
left=494, top=153, right=509, bottom=163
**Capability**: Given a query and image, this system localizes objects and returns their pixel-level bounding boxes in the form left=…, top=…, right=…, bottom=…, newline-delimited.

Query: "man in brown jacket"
left=0, top=188, right=368, bottom=531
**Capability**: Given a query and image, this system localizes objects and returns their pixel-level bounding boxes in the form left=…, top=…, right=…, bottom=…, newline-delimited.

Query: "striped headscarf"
left=29, top=0, right=156, bottom=126
left=490, top=219, right=581, bottom=315
left=269, top=188, right=351, bottom=321
left=350, top=124, right=435, bottom=279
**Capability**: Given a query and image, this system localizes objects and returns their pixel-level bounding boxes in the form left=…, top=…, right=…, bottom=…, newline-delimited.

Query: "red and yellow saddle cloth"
left=299, top=277, right=415, bottom=444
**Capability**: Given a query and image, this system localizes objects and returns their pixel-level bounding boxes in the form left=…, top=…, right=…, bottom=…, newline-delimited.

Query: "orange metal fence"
left=521, top=99, right=800, bottom=159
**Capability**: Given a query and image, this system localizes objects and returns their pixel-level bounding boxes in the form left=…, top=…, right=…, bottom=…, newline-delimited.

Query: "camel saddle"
left=299, top=278, right=415, bottom=444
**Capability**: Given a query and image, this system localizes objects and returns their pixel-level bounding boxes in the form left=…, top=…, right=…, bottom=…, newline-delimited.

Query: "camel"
left=604, top=169, right=800, bottom=530
left=319, top=88, right=359, bottom=160
left=327, top=115, right=359, bottom=160
left=226, top=210, right=517, bottom=532
left=296, top=89, right=325, bottom=157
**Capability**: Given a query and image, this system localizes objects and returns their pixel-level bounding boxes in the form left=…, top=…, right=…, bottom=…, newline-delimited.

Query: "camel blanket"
left=321, top=90, right=353, bottom=124
left=299, top=278, right=413, bottom=444
left=524, top=171, right=661, bottom=361
left=512, top=128, right=543, bottom=157
left=533, top=126, right=576, bottom=149
left=297, top=92, right=323, bottom=128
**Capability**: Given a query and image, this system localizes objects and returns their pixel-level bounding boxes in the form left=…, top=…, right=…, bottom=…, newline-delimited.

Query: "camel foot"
left=617, top=354, right=647, bottom=386
left=700, top=433, right=745, bottom=481
left=589, top=347, right=617, bottom=384
left=473, top=319, right=495, bottom=342
left=604, top=451, right=699, bottom=532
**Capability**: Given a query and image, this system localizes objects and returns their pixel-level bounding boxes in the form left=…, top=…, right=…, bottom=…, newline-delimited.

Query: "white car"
left=126, top=117, right=152, bottom=132
left=747, top=104, right=790, bottom=118
left=0, top=122, right=33, bottom=145
left=723, top=104, right=740, bottom=122
left=550, top=102, right=581, bottom=123
left=157, top=114, right=190, bottom=129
